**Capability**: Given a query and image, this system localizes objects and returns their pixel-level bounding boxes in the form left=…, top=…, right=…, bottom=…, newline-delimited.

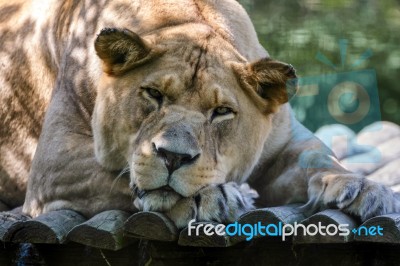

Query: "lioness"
left=0, top=0, right=398, bottom=228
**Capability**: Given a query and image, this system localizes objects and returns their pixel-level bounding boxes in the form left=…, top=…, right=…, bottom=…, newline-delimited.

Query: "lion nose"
left=156, top=147, right=199, bottom=174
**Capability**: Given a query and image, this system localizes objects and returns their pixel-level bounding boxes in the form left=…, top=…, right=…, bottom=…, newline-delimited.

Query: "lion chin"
left=134, top=186, right=182, bottom=212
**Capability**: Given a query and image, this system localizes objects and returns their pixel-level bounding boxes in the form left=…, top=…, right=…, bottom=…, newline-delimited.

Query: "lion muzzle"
left=152, top=124, right=201, bottom=175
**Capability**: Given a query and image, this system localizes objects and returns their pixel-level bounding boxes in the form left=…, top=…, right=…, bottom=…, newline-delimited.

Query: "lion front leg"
left=164, top=182, right=258, bottom=229
left=306, top=171, right=400, bottom=221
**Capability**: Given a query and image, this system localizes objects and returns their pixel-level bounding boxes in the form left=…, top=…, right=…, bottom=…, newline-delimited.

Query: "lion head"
left=92, top=24, right=297, bottom=212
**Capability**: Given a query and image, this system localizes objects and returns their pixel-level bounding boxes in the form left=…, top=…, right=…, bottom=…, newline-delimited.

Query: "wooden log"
left=237, top=204, right=307, bottom=224
left=229, top=204, right=307, bottom=245
left=5, top=210, right=86, bottom=244
left=293, top=209, right=358, bottom=244
left=68, top=210, right=134, bottom=250
left=124, top=211, right=178, bottom=241
left=0, top=208, right=30, bottom=242
left=178, top=222, right=229, bottom=247
left=354, top=214, right=400, bottom=243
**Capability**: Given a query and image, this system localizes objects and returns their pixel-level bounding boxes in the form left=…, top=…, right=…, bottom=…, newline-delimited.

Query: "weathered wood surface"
left=124, top=211, right=178, bottom=241
left=2, top=206, right=400, bottom=249
left=355, top=213, right=400, bottom=243
left=68, top=210, right=135, bottom=250
left=5, top=210, right=86, bottom=244
left=2, top=207, right=400, bottom=265
left=179, top=221, right=230, bottom=247
left=229, top=204, right=307, bottom=245
left=0, top=207, right=30, bottom=242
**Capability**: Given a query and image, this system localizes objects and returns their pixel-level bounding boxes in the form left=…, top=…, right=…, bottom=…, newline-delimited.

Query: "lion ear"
left=238, top=58, right=298, bottom=113
left=95, top=28, right=151, bottom=76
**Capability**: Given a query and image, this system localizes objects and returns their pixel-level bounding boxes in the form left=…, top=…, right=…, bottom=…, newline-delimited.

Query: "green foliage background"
left=238, top=0, right=400, bottom=131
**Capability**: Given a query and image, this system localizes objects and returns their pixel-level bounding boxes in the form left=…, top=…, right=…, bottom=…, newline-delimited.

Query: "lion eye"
left=213, top=107, right=233, bottom=117
left=143, top=87, right=163, bottom=105
left=146, top=88, right=163, bottom=99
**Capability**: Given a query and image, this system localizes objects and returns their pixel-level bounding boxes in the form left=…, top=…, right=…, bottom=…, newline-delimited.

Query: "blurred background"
left=238, top=0, right=400, bottom=132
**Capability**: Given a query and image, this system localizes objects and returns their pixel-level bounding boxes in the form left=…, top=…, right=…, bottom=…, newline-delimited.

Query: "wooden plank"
left=236, top=204, right=307, bottom=224
left=229, top=204, right=307, bottom=245
left=68, top=210, right=135, bottom=250
left=293, top=209, right=358, bottom=244
left=0, top=208, right=30, bottom=242
left=124, top=211, right=178, bottom=241
left=354, top=214, right=400, bottom=243
left=178, top=222, right=229, bottom=247
left=5, top=210, right=86, bottom=244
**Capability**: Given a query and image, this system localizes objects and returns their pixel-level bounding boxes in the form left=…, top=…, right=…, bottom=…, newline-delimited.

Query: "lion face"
left=92, top=25, right=297, bottom=212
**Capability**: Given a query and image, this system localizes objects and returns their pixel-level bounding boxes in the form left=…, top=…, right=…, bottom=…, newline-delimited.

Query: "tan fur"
left=1, top=0, right=398, bottom=226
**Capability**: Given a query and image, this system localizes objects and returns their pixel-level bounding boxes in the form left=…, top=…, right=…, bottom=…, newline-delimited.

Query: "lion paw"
left=307, top=173, right=400, bottom=221
left=166, top=182, right=258, bottom=229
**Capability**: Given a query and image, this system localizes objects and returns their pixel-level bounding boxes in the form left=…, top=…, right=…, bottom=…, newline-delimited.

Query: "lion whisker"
left=110, top=164, right=130, bottom=193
